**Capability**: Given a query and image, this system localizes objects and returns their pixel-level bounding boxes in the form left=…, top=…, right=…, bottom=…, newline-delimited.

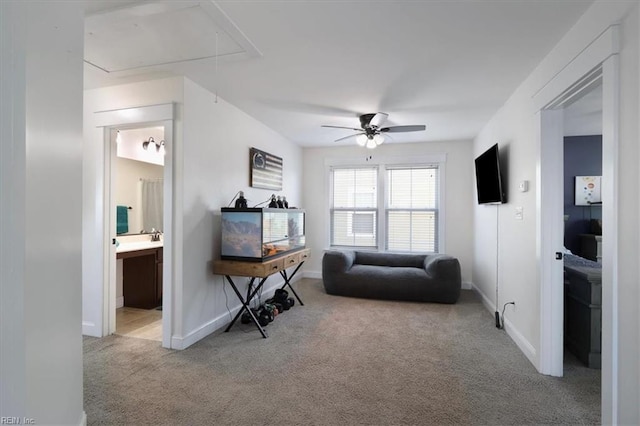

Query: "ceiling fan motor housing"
left=359, top=113, right=377, bottom=129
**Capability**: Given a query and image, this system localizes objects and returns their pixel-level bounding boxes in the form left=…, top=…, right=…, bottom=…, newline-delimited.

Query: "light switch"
left=518, top=181, right=529, bottom=192
left=515, top=206, right=523, bottom=220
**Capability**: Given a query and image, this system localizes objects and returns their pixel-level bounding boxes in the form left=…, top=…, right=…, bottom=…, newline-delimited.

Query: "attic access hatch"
left=85, top=1, right=261, bottom=73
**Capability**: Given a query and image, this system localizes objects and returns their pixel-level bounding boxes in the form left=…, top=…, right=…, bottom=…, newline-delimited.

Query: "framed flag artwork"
left=250, top=147, right=283, bottom=191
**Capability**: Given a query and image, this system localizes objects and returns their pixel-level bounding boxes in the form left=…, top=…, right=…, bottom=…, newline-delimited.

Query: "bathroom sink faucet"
left=150, top=229, right=162, bottom=242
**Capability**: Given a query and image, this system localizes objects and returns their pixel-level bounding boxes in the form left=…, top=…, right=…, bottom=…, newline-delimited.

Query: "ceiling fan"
left=322, top=112, right=426, bottom=149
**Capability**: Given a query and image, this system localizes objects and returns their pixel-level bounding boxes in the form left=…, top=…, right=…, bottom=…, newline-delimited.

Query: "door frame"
left=95, top=103, right=174, bottom=349
left=534, top=25, right=619, bottom=423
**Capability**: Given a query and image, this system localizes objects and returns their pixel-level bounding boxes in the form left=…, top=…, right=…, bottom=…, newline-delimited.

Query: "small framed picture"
left=250, top=147, right=283, bottom=191
left=575, top=176, right=602, bottom=206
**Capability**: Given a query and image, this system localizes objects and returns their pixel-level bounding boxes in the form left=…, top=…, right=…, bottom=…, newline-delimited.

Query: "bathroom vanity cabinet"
left=117, top=246, right=163, bottom=309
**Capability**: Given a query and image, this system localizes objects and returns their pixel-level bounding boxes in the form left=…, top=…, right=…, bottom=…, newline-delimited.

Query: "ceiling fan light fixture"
left=322, top=112, right=425, bottom=148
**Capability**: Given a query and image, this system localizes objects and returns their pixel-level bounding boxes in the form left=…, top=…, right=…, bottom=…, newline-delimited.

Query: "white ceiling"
left=84, top=0, right=594, bottom=147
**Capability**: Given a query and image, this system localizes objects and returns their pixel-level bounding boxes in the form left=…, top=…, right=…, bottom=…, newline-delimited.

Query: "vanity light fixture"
left=142, top=136, right=165, bottom=155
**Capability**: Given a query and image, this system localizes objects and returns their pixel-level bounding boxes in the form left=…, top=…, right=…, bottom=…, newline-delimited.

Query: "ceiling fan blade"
left=334, top=133, right=364, bottom=142
left=322, top=125, right=364, bottom=132
left=380, top=125, right=426, bottom=133
left=369, top=112, right=389, bottom=128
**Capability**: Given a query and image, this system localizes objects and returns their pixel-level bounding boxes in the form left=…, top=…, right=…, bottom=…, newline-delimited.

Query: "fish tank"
left=220, top=208, right=305, bottom=261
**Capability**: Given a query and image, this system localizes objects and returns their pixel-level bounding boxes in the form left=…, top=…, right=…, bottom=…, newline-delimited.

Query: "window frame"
left=326, top=154, right=446, bottom=254
left=384, top=165, right=440, bottom=253
left=328, top=165, right=380, bottom=250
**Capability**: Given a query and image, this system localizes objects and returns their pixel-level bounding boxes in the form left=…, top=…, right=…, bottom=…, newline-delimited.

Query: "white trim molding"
left=533, top=24, right=620, bottom=423
left=471, top=283, right=536, bottom=366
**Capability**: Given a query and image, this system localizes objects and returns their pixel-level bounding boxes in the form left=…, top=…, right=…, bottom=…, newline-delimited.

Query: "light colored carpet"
left=84, top=278, right=600, bottom=425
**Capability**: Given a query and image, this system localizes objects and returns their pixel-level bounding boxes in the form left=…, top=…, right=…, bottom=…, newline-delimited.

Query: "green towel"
left=116, top=205, right=129, bottom=234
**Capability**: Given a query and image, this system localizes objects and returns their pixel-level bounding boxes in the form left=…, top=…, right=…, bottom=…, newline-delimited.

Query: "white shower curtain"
left=141, top=178, right=163, bottom=232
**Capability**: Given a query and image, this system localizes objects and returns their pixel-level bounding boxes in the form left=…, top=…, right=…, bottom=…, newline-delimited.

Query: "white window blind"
left=330, top=167, right=378, bottom=248
left=386, top=166, right=439, bottom=252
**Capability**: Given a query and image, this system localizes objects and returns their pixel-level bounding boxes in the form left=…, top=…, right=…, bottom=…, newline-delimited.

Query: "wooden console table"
left=212, top=248, right=309, bottom=338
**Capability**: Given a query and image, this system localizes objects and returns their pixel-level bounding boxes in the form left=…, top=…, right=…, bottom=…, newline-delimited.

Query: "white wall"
left=301, top=140, right=474, bottom=284
left=1, top=1, right=85, bottom=424
left=176, top=78, right=303, bottom=347
left=83, top=76, right=303, bottom=347
left=473, top=1, right=639, bottom=423
left=83, top=77, right=184, bottom=337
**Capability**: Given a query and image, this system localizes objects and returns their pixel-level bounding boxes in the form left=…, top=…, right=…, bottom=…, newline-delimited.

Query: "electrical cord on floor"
left=500, top=301, right=515, bottom=329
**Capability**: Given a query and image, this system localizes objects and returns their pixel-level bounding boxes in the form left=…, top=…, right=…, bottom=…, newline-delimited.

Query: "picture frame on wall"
left=575, top=175, right=602, bottom=206
left=250, top=147, right=283, bottom=191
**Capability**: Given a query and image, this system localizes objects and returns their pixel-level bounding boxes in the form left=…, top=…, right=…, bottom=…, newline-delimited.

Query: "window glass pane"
left=388, top=167, right=437, bottom=209
left=331, top=210, right=377, bottom=247
left=333, top=168, right=377, bottom=208
left=331, top=167, right=378, bottom=248
left=386, top=166, right=439, bottom=253
left=387, top=211, right=436, bottom=252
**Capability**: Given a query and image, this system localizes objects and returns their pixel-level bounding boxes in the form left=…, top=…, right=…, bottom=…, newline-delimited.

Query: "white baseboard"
left=82, top=321, right=101, bottom=337
left=304, top=270, right=322, bottom=279
left=469, top=282, right=537, bottom=368
left=461, top=281, right=472, bottom=290
left=503, top=316, right=537, bottom=366
left=171, top=310, right=236, bottom=350
left=78, top=411, right=87, bottom=426
left=171, top=274, right=302, bottom=350
left=116, top=296, right=124, bottom=309
left=470, top=282, right=496, bottom=312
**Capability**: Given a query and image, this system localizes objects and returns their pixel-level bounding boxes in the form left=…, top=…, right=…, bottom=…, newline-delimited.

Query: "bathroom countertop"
left=116, top=240, right=163, bottom=254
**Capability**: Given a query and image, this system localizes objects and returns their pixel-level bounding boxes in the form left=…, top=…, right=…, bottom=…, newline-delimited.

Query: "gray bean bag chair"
left=322, top=250, right=461, bottom=304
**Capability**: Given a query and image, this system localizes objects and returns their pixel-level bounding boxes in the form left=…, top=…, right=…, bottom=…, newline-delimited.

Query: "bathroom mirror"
left=115, top=126, right=165, bottom=235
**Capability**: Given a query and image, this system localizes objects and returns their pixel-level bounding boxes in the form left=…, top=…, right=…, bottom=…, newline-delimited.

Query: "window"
left=330, top=163, right=441, bottom=253
left=386, top=167, right=438, bottom=252
left=330, top=167, right=377, bottom=248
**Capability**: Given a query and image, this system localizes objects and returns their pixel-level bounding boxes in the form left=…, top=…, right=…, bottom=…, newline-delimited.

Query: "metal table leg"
left=279, top=261, right=305, bottom=306
left=223, top=275, right=269, bottom=338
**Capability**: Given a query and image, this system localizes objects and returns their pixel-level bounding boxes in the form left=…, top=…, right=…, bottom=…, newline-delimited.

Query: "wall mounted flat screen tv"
left=475, top=143, right=506, bottom=204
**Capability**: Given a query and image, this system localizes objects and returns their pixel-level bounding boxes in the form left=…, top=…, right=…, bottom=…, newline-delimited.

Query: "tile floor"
left=115, top=307, right=162, bottom=341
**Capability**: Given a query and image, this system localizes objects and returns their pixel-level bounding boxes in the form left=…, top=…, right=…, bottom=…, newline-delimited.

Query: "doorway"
left=94, top=103, right=174, bottom=349
left=112, top=126, right=165, bottom=341
left=561, top=84, right=603, bottom=378
left=536, top=25, right=619, bottom=424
